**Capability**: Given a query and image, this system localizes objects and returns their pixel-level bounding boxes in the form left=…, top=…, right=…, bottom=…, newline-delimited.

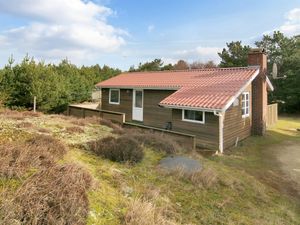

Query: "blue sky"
left=0, top=0, right=299, bottom=70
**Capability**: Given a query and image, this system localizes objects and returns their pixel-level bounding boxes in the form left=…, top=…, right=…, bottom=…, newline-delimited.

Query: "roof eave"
left=159, top=103, right=222, bottom=113
left=221, top=68, right=260, bottom=112
left=96, top=85, right=180, bottom=90
left=266, top=76, right=274, bottom=91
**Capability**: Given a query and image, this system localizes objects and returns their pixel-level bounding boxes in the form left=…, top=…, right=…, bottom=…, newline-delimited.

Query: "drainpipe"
left=214, top=111, right=224, bottom=154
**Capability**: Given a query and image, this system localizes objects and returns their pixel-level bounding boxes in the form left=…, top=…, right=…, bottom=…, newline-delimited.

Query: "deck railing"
left=266, top=103, right=278, bottom=127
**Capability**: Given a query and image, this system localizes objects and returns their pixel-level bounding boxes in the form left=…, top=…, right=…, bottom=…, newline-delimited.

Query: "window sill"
left=182, top=118, right=205, bottom=124
left=242, top=114, right=250, bottom=118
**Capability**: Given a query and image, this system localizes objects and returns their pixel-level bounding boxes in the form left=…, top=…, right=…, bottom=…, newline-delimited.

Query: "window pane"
left=242, top=109, right=245, bottom=115
left=195, top=111, right=203, bottom=121
left=184, top=110, right=203, bottom=122
left=135, top=91, right=143, bottom=108
left=184, top=110, right=194, bottom=120
left=110, top=90, right=119, bottom=103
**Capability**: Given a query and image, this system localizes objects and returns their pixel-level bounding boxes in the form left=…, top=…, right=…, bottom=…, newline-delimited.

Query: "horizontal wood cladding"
left=223, top=84, right=252, bottom=148
left=143, top=90, right=174, bottom=128
left=172, top=109, right=219, bottom=149
left=101, top=88, right=132, bottom=122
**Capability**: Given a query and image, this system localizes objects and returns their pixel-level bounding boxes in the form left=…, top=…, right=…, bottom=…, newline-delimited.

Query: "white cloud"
left=174, top=46, right=221, bottom=63
left=147, top=25, right=155, bottom=33
left=161, top=57, right=178, bottom=65
left=0, top=0, right=126, bottom=63
left=279, top=8, right=300, bottom=36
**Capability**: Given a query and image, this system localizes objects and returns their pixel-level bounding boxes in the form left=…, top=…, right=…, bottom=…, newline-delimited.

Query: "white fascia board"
left=159, top=104, right=222, bottom=113
left=96, top=86, right=179, bottom=90
left=221, top=68, right=260, bottom=112
left=266, top=76, right=274, bottom=91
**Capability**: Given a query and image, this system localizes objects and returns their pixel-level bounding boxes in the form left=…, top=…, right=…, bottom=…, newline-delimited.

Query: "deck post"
left=219, top=113, right=224, bottom=154
left=214, top=111, right=224, bottom=154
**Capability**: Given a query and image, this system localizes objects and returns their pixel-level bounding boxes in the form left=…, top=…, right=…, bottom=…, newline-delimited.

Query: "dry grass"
left=0, top=109, right=42, bottom=120
left=88, top=135, right=144, bottom=163
left=124, top=198, right=179, bottom=225
left=0, top=134, right=67, bottom=178
left=0, top=109, right=25, bottom=120
left=65, top=126, right=84, bottom=134
left=125, top=132, right=179, bottom=154
left=161, top=166, right=219, bottom=189
left=0, top=164, right=93, bottom=225
left=100, top=119, right=124, bottom=134
left=16, top=121, right=33, bottom=128
left=22, top=111, right=42, bottom=117
left=189, top=167, right=219, bottom=188
left=26, top=134, right=67, bottom=160
left=70, top=116, right=101, bottom=126
left=37, top=127, right=50, bottom=133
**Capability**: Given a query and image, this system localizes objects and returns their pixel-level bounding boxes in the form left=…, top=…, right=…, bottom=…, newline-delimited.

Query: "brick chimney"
left=248, top=48, right=267, bottom=135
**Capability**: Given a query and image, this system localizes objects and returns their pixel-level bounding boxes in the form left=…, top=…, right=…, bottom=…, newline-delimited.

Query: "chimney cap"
left=249, top=48, right=266, bottom=54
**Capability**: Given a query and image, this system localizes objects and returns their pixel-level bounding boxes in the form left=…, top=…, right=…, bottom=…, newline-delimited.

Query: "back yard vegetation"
left=0, top=109, right=300, bottom=224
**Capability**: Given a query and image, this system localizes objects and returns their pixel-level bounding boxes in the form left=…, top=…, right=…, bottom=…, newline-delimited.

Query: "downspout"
left=214, top=111, right=224, bottom=154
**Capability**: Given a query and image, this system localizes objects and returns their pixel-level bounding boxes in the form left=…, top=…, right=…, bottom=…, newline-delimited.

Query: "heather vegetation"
left=0, top=109, right=299, bottom=225
left=88, top=136, right=144, bottom=164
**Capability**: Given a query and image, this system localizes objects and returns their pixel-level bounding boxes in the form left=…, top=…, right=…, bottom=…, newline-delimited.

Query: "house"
left=96, top=49, right=274, bottom=153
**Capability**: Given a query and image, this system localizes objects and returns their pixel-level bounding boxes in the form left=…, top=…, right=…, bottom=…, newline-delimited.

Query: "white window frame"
left=182, top=109, right=205, bottom=124
left=241, top=92, right=250, bottom=118
left=109, top=88, right=120, bottom=105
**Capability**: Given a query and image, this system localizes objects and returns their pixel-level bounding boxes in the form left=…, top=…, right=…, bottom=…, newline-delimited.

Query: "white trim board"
left=97, top=86, right=179, bottom=90
left=266, top=76, right=274, bottom=91
left=109, top=88, right=120, bottom=105
left=159, top=104, right=222, bottom=113
left=182, top=109, right=205, bottom=124
left=221, top=68, right=260, bottom=112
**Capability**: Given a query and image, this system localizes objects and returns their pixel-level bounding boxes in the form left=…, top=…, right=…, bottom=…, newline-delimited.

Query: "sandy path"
left=269, top=140, right=300, bottom=197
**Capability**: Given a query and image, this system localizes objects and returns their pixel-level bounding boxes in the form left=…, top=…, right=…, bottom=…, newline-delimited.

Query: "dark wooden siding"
left=223, top=84, right=252, bottom=148
left=172, top=109, right=219, bottom=149
left=143, top=90, right=174, bottom=128
left=101, top=86, right=253, bottom=150
left=101, top=89, right=174, bottom=124
left=101, top=88, right=133, bottom=122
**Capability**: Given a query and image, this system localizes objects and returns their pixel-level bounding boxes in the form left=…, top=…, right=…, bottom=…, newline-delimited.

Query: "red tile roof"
left=96, top=67, right=260, bottom=111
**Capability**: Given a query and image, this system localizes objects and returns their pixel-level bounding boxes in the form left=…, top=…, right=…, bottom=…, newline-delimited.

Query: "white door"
left=132, top=89, right=143, bottom=121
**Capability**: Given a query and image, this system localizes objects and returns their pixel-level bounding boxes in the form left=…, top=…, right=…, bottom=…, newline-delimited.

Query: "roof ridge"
left=124, top=66, right=258, bottom=74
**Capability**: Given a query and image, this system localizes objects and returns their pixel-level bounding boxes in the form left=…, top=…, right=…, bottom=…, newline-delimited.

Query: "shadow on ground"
left=210, top=125, right=300, bottom=202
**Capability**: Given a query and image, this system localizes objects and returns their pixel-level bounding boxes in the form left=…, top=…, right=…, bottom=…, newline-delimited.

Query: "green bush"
left=88, top=136, right=144, bottom=164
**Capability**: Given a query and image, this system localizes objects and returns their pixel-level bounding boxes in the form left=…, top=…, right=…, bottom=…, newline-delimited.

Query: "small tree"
left=174, top=60, right=189, bottom=70
left=218, top=41, right=250, bottom=67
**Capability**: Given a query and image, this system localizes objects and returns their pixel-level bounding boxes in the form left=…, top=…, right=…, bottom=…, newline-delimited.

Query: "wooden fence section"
left=266, top=103, right=278, bottom=127
left=68, top=105, right=125, bottom=124
left=124, top=122, right=196, bottom=151
left=68, top=105, right=197, bottom=151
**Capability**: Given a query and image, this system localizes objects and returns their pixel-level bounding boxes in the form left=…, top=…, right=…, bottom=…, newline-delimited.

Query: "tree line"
left=0, top=56, right=121, bottom=113
left=0, top=31, right=298, bottom=113
left=129, top=59, right=217, bottom=72
left=131, top=31, right=300, bottom=113
left=218, top=31, right=300, bottom=113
